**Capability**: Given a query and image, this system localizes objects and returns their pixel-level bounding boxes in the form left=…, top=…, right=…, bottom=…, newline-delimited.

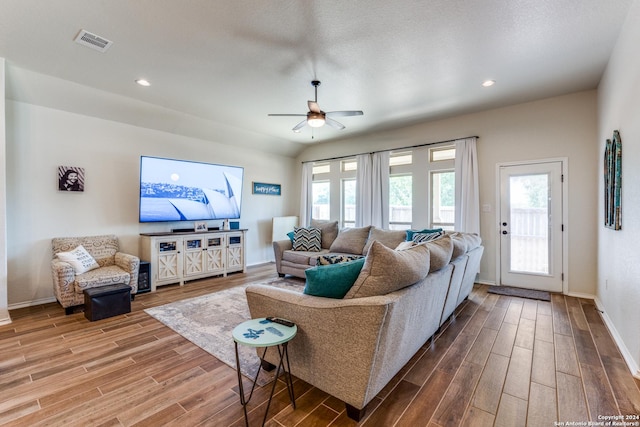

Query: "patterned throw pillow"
left=56, top=245, right=100, bottom=274
left=405, top=228, right=443, bottom=241
left=316, top=254, right=364, bottom=266
left=292, top=227, right=322, bottom=252
left=412, top=230, right=445, bottom=243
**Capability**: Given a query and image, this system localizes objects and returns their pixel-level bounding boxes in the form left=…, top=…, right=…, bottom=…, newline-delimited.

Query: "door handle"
left=502, top=230, right=508, bottom=235
left=502, top=222, right=508, bottom=226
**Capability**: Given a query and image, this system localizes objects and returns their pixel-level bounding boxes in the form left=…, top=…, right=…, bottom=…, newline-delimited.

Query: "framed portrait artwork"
left=58, top=166, right=85, bottom=192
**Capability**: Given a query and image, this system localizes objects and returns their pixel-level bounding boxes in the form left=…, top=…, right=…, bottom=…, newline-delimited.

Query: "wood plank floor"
left=1, top=264, right=639, bottom=426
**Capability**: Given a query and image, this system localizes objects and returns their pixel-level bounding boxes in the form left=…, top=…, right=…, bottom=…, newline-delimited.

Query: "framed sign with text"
left=252, top=182, right=281, bottom=196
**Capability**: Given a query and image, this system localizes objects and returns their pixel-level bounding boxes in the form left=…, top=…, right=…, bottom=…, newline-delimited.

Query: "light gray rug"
left=144, top=277, right=304, bottom=385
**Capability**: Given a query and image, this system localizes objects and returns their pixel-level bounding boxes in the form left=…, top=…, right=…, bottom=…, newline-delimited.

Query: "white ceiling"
left=0, top=0, right=633, bottom=157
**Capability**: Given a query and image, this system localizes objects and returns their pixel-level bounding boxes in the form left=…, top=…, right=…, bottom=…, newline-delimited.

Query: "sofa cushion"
left=283, top=249, right=329, bottom=266
left=463, top=233, right=482, bottom=251
left=74, top=265, right=131, bottom=293
left=412, top=230, right=445, bottom=243
left=362, top=227, right=406, bottom=255
left=292, top=227, right=322, bottom=252
left=310, top=220, right=340, bottom=249
left=304, top=258, right=366, bottom=299
left=424, top=235, right=454, bottom=272
left=405, top=228, right=443, bottom=241
left=345, top=241, right=430, bottom=299
left=56, top=245, right=100, bottom=274
left=329, top=226, right=372, bottom=255
left=316, top=254, right=364, bottom=266
left=447, top=232, right=468, bottom=259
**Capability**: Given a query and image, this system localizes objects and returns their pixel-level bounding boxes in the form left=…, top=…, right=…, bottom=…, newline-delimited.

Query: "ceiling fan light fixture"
left=307, top=112, right=325, bottom=127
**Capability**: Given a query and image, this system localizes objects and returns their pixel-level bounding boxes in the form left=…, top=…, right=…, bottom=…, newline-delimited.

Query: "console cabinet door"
left=205, top=235, right=226, bottom=275
left=227, top=232, right=244, bottom=273
left=183, top=235, right=205, bottom=277
left=156, top=238, right=182, bottom=284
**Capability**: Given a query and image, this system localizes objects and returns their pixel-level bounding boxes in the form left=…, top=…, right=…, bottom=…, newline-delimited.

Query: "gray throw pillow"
left=329, top=226, right=372, bottom=254
left=310, top=219, right=339, bottom=249
left=362, top=227, right=407, bottom=255
left=344, top=241, right=430, bottom=298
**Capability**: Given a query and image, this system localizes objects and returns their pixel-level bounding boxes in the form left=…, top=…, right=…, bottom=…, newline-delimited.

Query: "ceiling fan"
left=268, top=80, right=363, bottom=132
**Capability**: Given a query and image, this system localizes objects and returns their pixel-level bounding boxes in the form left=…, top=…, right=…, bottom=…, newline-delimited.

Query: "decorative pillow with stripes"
left=412, top=230, right=445, bottom=244
left=292, top=227, right=322, bottom=252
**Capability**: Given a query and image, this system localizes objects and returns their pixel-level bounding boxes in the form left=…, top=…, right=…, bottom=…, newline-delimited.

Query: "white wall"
left=597, top=0, right=640, bottom=377
left=298, top=90, right=599, bottom=296
left=5, top=99, right=297, bottom=307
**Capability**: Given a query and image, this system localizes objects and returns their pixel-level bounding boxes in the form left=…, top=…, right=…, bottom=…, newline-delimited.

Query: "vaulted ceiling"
left=0, top=0, right=633, bottom=156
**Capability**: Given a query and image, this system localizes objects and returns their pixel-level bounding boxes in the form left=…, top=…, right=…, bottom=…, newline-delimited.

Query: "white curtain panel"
left=300, top=162, right=313, bottom=227
left=454, top=137, right=480, bottom=234
left=355, top=153, right=373, bottom=227
left=371, top=151, right=390, bottom=228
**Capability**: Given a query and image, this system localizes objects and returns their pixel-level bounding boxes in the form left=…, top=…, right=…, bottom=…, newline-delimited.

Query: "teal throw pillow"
left=406, top=228, right=443, bottom=241
left=287, top=231, right=295, bottom=242
left=304, top=258, right=366, bottom=299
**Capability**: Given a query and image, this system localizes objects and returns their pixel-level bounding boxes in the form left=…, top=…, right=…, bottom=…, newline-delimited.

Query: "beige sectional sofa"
left=247, top=223, right=483, bottom=420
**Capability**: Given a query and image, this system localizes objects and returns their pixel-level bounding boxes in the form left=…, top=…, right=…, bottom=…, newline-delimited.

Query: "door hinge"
left=561, top=174, right=564, bottom=182
left=561, top=273, right=564, bottom=281
left=561, top=224, right=564, bottom=232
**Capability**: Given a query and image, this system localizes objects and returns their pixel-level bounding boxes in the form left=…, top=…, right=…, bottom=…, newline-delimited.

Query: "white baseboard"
left=476, top=280, right=496, bottom=286
left=565, top=291, right=596, bottom=300
left=0, top=309, right=11, bottom=325
left=8, top=296, right=56, bottom=311
left=594, top=297, right=640, bottom=380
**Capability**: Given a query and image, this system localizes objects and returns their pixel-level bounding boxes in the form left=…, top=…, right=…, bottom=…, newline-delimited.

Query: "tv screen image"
left=139, top=156, right=243, bottom=223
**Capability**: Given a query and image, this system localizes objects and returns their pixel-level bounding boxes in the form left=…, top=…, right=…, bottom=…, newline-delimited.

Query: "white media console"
left=140, top=229, right=247, bottom=291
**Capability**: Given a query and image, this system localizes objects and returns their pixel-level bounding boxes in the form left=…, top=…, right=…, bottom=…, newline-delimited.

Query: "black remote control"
left=266, top=317, right=295, bottom=327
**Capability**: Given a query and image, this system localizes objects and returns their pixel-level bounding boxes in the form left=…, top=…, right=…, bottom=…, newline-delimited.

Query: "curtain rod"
left=301, top=135, right=479, bottom=164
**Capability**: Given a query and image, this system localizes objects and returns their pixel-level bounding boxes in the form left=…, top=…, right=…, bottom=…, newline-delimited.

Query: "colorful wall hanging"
left=604, top=130, right=622, bottom=230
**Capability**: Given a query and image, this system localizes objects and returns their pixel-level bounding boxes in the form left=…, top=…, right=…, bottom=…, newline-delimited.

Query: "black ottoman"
left=84, top=284, right=131, bottom=321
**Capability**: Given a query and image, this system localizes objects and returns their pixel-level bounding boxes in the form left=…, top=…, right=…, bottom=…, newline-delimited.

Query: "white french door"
left=498, top=161, right=564, bottom=292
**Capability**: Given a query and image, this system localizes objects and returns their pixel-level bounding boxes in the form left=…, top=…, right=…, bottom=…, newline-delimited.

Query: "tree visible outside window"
left=432, top=171, right=455, bottom=230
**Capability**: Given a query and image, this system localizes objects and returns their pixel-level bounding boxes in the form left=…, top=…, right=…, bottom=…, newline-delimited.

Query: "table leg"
left=234, top=341, right=249, bottom=427
left=280, top=343, right=296, bottom=408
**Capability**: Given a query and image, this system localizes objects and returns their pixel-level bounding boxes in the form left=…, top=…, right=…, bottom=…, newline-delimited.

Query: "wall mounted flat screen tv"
left=139, top=156, right=243, bottom=223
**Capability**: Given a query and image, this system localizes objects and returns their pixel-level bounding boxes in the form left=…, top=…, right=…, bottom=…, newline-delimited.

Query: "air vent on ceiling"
left=74, top=29, right=113, bottom=53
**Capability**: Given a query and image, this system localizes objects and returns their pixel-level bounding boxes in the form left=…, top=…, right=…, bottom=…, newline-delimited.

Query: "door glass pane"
left=509, top=174, right=549, bottom=274
left=312, top=181, right=330, bottom=220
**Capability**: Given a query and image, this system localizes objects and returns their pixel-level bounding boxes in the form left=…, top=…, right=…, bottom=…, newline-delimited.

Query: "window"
left=389, top=175, right=412, bottom=230
left=342, top=179, right=356, bottom=228
left=431, top=171, right=455, bottom=230
left=311, top=158, right=356, bottom=226
left=312, top=181, right=330, bottom=220
left=429, top=146, right=455, bottom=229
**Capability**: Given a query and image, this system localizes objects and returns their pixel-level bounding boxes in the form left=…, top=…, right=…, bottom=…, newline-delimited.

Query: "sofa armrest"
left=115, top=252, right=140, bottom=294
left=245, top=284, right=394, bottom=409
left=272, top=239, right=292, bottom=274
left=51, top=260, right=76, bottom=307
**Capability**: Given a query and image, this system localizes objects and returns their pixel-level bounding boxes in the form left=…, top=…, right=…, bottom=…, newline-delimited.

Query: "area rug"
left=144, top=277, right=304, bottom=385
left=487, top=285, right=551, bottom=301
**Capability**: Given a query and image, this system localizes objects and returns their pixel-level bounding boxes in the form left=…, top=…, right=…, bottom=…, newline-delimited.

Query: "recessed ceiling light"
left=482, top=80, right=495, bottom=87
left=136, top=79, right=151, bottom=87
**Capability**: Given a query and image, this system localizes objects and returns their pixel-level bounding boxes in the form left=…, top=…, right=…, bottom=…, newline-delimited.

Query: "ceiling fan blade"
left=325, top=110, right=364, bottom=117
left=292, top=119, right=307, bottom=132
left=308, top=101, right=321, bottom=113
left=325, top=117, right=346, bottom=130
left=268, top=113, right=307, bottom=117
